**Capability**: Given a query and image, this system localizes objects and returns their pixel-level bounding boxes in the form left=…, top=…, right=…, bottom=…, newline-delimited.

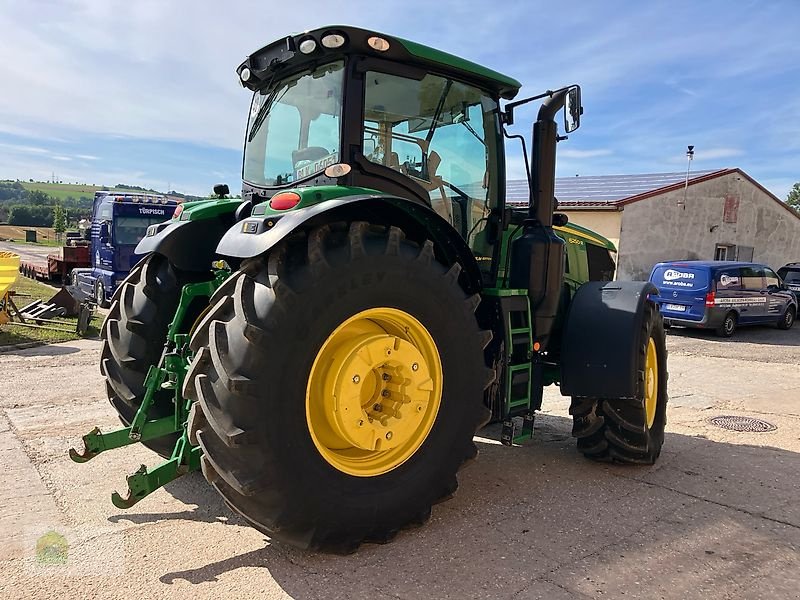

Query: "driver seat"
left=418, top=151, right=453, bottom=223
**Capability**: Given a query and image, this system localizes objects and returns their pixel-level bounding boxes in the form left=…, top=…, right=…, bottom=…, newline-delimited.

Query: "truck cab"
left=72, top=191, right=178, bottom=306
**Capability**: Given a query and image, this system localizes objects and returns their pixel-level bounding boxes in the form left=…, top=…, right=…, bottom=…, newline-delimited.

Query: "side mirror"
left=213, top=183, right=230, bottom=198
left=564, top=86, right=582, bottom=133
left=99, top=222, right=109, bottom=244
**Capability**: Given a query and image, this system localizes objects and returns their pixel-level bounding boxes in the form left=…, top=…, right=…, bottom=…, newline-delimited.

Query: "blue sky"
left=1, top=0, right=798, bottom=200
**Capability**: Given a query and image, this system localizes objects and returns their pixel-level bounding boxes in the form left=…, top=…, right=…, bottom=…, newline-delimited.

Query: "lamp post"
left=678, top=145, right=694, bottom=210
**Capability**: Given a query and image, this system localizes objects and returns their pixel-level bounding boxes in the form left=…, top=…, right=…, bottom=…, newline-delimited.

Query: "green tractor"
left=70, top=26, right=668, bottom=553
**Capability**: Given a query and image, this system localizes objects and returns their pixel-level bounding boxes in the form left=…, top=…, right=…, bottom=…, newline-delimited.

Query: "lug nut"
left=381, top=389, right=390, bottom=397
left=373, top=403, right=383, bottom=412
left=386, top=431, right=393, bottom=440
left=352, top=375, right=360, bottom=383
left=411, top=363, right=419, bottom=371
left=382, top=373, right=391, bottom=381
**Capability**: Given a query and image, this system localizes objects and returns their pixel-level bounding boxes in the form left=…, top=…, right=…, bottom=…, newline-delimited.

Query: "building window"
left=736, top=246, right=754, bottom=262
left=714, top=244, right=735, bottom=260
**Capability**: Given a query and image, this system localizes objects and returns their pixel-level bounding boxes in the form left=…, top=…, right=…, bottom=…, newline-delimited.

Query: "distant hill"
left=20, top=182, right=162, bottom=201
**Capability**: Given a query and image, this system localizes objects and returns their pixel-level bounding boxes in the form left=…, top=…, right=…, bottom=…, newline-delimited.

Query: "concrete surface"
left=0, top=325, right=798, bottom=599
left=0, top=241, right=55, bottom=267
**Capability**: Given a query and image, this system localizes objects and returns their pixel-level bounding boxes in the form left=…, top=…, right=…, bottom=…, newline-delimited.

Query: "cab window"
left=586, top=244, right=615, bottom=281
left=362, top=70, right=499, bottom=261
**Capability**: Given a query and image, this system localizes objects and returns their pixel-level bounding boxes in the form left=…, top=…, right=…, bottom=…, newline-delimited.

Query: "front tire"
left=100, top=254, right=205, bottom=457
left=185, top=222, right=493, bottom=552
left=570, top=302, right=668, bottom=464
left=95, top=279, right=110, bottom=308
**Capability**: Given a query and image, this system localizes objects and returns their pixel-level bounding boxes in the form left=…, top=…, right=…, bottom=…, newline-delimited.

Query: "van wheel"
left=716, top=311, right=737, bottom=338
left=778, top=306, right=795, bottom=330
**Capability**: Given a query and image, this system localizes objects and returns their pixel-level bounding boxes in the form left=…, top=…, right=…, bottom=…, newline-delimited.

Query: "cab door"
left=739, top=266, right=766, bottom=323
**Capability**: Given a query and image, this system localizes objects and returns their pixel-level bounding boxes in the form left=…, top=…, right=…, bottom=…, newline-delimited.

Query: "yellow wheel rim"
left=306, top=307, right=443, bottom=477
left=644, top=337, right=658, bottom=428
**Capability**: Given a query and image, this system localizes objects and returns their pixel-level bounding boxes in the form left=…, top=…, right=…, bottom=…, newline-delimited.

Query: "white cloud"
left=558, top=148, right=613, bottom=159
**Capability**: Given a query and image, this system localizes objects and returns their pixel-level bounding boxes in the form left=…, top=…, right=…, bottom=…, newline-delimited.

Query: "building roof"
left=507, top=169, right=721, bottom=207
left=506, top=168, right=800, bottom=220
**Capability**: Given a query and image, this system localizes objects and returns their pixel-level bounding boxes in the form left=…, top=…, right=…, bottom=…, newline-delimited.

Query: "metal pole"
left=680, top=145, right=694, bottom=210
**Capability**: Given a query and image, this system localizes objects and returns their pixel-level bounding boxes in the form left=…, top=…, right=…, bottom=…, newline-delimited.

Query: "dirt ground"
left=0, top=324, right=798, bottom=599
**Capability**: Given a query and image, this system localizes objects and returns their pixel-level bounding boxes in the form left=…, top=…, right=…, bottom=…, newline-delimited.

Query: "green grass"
left=0, top=276, right=102, bottom=347
left=20, top=182, right=161, bottom=201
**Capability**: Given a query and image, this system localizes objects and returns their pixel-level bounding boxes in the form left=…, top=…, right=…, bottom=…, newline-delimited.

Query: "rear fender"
left=560, top=281, right=659, bottom=398
left=216, top=194, right=484, bottom=294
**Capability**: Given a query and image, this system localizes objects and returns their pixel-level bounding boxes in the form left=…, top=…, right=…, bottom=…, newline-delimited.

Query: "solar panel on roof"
left=505, top=170, right=720, bottom=205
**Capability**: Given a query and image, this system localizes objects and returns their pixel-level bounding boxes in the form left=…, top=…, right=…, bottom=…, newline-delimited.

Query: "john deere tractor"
left=70, top=26, right=667, bottom=553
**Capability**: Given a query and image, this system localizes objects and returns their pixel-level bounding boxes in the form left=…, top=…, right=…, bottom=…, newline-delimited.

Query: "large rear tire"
left=570, top=302, right=668, bottom=464
left=100, top=254, right=205, bottom=458
left=184, top=222, right=493, bottom=552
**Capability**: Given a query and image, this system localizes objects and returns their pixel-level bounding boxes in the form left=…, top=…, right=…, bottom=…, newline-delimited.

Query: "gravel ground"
left=0, top=323, right=798, bottom=599
left=0, top=241, right=56, bottom=267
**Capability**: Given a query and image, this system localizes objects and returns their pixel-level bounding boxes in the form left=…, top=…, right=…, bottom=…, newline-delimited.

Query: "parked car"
left=648, top=260, right=797, bottom=337
left=777, top=262, right=800, bottom=301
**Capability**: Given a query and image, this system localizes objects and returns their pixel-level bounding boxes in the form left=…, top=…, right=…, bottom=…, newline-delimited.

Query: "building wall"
left=561, top=209, right=623, bottom=249
left=616, top=171, right=800, bottom=280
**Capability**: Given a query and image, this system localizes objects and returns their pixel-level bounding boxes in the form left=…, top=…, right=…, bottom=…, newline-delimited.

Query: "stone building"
left=508, top=168, right=800, bottom=281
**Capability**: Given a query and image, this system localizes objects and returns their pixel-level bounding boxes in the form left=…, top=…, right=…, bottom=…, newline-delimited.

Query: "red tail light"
left=269, top=192, right=301, bottom=211
left=705, top=291, right=715, bottom=307
left=172, top=204, right=184, bottom=219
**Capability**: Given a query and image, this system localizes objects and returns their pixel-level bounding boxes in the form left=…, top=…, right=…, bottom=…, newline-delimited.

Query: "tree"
left=27, top=190, right=50, bottom=205
left=787, top=183, right=800, bottom=211
left=52, top=203, right=67, bottom=236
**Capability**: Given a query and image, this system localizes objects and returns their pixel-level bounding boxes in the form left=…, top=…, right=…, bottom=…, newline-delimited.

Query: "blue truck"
left=71, top=191, right=178, bottom=307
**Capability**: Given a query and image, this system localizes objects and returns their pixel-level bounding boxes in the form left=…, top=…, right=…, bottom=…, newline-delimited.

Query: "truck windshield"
left=114, top=217, right=168, bottom=245
left=243, top=61, right=344, bottom=187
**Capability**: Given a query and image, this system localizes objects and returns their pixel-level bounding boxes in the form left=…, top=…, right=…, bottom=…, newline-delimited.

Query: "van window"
left=651, top=265, right=709, bottom=290
left=716, top=269, right=742, bottom=291
left=764, top=268, right=780, bottom=288
left=740, top=267, right=763, bottom=290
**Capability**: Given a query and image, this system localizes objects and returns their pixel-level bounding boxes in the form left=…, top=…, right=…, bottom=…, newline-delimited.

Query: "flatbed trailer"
left=19, top=244, right=90, bottom=282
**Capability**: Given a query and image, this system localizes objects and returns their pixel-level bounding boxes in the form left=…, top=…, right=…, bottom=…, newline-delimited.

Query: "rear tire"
left=777, top=306, right=795, bottom=330
left=185, top=222, right=493, bottom=552
left=100, top=254, right=205, bottom=458
left=571, top=302, right=668, bottom=464
left=716, top=311, right=737, bottom=338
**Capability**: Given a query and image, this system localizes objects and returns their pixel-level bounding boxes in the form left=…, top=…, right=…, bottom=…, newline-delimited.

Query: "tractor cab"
left=238, top=26, right=524, bottom=275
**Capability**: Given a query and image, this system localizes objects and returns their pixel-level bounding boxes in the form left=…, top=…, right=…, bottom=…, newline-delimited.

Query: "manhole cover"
left=709, top=415, right=777, bottom=432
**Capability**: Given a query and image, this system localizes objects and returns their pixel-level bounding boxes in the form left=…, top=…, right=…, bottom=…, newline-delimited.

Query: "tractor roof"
left=238, top=26, right=522, bottom=100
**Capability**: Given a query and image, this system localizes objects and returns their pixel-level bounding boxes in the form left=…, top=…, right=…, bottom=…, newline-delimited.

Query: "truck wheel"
left=571, top=302, right=668, bottom=464
left=716, top=311, right=737, bottom=337
left=94, top=279, right=110, bottom=309
left=777, top=306, right=795, bottom=330
left=101, top=254, right=203, bottom=458
left=185, top=222, right=493, bottom=552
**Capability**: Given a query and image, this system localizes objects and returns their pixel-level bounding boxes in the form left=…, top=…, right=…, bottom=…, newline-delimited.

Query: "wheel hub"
left=644, top=337, right=658, bottom=428
left=306, top=308, right=443, bottom=477
left=325, top=333, right=434, bottom=452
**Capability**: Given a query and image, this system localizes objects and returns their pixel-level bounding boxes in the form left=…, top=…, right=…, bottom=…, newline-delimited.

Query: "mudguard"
left=560, top=280, right=659, bottom=399
left=136, top=216, right=236, bottom=272
left=216, top=194, right=484, bottom=294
